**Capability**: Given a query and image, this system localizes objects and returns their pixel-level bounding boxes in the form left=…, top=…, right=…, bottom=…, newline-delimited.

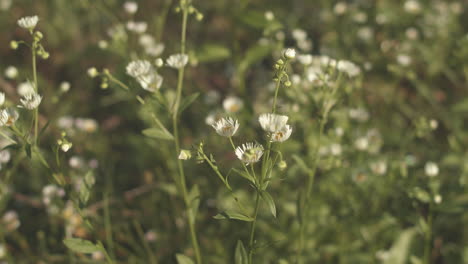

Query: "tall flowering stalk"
left=172, top=1, right=202, bottom=263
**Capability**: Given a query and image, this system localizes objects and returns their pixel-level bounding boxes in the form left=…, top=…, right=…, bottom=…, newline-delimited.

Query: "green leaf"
left=25, top=143, right=32, bottom=159
left=179, top=92, right=200, bottom=113
left=188, top=185, right=200, bottom=221
left=238, top=43, right=273, bottom=75
left=196, top=44, right=231, bottom=63
left=214, top=211, right=254, bottom=222
left=233, top=168, right=256, bottom=185
left=63, top=238, right=101, bottom=254
left=142, top=128, right=174, bottom=141
left=176, top=254, right=195, bottom=264
left=235, top=240, right=248, bottom=264
left=383, top=228, right=416, bottom=264
left=261, top=191, right=277, bottom=218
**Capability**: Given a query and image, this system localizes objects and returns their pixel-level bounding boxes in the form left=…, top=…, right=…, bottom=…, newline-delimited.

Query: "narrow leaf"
left=235, top=240, right=248, bottom=264
left=261, top=191, right=277, bottom=218
left=214, top=211, right=254, bottom=222
left=179, top=92, right=200, bottom=113
left=142, top=128, right=174, bottom=141
left=63, top=238, right=101, bottom=254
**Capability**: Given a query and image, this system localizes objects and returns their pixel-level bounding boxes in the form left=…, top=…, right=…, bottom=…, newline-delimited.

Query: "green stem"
left=32, top=41, right=39, bottom=146
left=0, top=130, right=17, bottom=144
left=248, top=191, right=261, bottom=264
left=424, top=202, right=433, bottom=264
left=170, top=5, right=202, bottom=264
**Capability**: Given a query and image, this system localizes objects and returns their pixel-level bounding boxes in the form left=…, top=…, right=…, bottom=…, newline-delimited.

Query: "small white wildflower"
left=292, top=29, right=307, bottom=41
left=98, top=40, right=108, bottom=49
left=259, top=113, right=289, bottom=133
left=264, top=11, right=274, bottom=21
left=92, top=251, right=105, bottom=260
left=69, top=156, right=85, bottom=169
left=429, top=119, right=438, bottom=130
left=75, top=118, right=98, bottom=132
left=20, top=92, right=42, bottom=110
left=425, top=162, right=439, bottom=177
left=204, top=111, right=218, bottom=126
left=355, top=137, right=369, bottom=151
left=212, top=117, right=239, bottom=137
left=4, top=66, right=18, bottom=79
left=154, top=58, right=164, bottom=67
left=370, top=161, right=387, bottom=175
left=284, top=48, right=296, bottom=59
left=60, top=142, right=73, bottom=152
left=60, top=81, right=71, bottom=93
left=126, top=60, right=163, bottom=91
left=404, top=0, right=421, bottom=14
left=297, top=54, right=313, bottom=65
left=349, top=108, right=369, bottom=122
left=235, top=142, right=264, bottom=164
left=123, top=1, right=138, bottom=14
left=0, top=92, right=4, bottom=106
left=126, top=60, right=152, bottom=78
left=271, top=124, right=292, bottom=142
left=145, top=230, right=158, bottom=242
left=223, top=96, right=243, bottom=113
left=17, top=82, right=35, bottom=96
left=333, top=2, right=348, bottom=15
left=434, top=194, right=442, bottom=204
left=397, top=54, right=412, bottom=66
left=87, top=67, right=98, bottom=78
left=17, top=15, right=39, bottom=30
left=0, top=108, right=19, bottom=127
left=178, top=149, right=192, bottom=160
left=166, top=54, right=189, bottom=69
left=329, top=143, right=342, bottom=156
left=405, top=27, right=419, bottom=40
left=126, top=21, right=147, bottom=34
left=337, top=60, right=361, bottom=77
left=2, top=210, right=20, bottom=232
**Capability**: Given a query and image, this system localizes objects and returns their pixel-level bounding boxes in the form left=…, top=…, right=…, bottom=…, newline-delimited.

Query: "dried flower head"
left=235, top=142, right=264, bottom=164
left=212, top=117, right=239, bottom=137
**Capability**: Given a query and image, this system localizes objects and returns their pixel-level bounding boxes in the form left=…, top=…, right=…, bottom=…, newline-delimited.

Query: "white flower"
left=75, top=118, right=98, bottom=132
left=329, top=143, right=342, bottom=156
left=0, top=150, right=10, bottom=163
left=123, top=1, right=138, bottom=14
left=60, top=142, right=73, bottom=152
left=271, top=124, right=292, bottom=142
left=0, top=92, right=4, bottom=106
left=126, top=60, right=152, bottom=78
left=235, top=142, right=264, bottom=164
left=211, top=117, right=239, bottom=137
left=292, top=29, right=307, bottom=41
left=17, top=82, right=35, bottom=96
left=126, top=60, right=163, bottom=91
left=2, top=210, right=20, bottom=232
left=259, top=113, right=289, bottom=133
left=20, top=92, right=42, bottom=109
left=434, top=194, right=442, bottom=204
left=0, top=108, right=19, bottom=127
left=370, top=161, right=387, bottom=175
left=178, top=149, right=192, bottom=160
left=4, top=66, right=18, bottom=79
left=17, top=15, right=39, bottom=30
left=126, top=21, right=147, bottom=34
left=223, top=96, right=243, bottom=113
left=425, top=162, right=439, bottom=177
left=284, top=48, right=296, bottom=59
left=166, top=54, right=189, bottom=69
left=355, top=137, right=369, bottom=151
left=337, top=60, right=361, bottom=77
left=297, top=54, right=313, bottom=65
left=60, top=81, right=71, bottom=92
left=397, top=54, right=411, bottom=66
left=333, top=2, right=348, bottom=15
left=404, top=0, right=421, bottom=14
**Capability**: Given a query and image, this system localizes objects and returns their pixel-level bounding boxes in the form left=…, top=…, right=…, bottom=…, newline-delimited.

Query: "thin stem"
left=248, top=191, right=261, bottom=264
left=424, top=202, right=433, bottom=264
left=32, top=42, right=39, bottom=146
left=106, top=73, right=130, bottom=91
left=0, top=130, right=17, bottom=144
left=170, top=5, right=202, bottom=264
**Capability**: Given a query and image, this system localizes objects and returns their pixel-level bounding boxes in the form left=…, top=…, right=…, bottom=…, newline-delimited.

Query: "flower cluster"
left=126, top=60, right=163, bottom=92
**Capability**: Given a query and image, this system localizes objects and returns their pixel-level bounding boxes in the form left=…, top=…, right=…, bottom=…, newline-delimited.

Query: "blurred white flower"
left=333, top=2, right=348, bottom=15
left=20, top=92, right=42, bottom=109
left=127, top=60, right=151, bottom=78
left=4, top=66, right=18, bottom=79
left=212, top=117, right=239, bottom=137
left=60, top=81, right=71, bottom=93
left=17, top=82, right=35, bottom=96
left=429, top=119, right=438, bottom=130
left=259, top=113, right=289, bottom=133
left=126, top=60, right=163, bottom=91
left=264, top=11, right=274, bottom=21
left=404, top=0, right=422, bottom=14
left=425, top=162, right=439, bottom=177
left=92, top=251, right=105, bottom=260
left=98, top=40, right=108, bottom=49
left=0, top=0, right=12, bottom=11
left=0, top=108, right=19, bottom=127
left=0, top=243, right=5, bottom=258
left=0, top=92, right=4, bottom=106
left=75, top=118, right=98, bottom=132
left=145, top=230, right=158, bottom=242
left=223, top=96, right=243, bottom=113
left=123, top=1, right=138, bottom=14
left=292, top=29, right=307, bottom=41
left=337, top=60, right=361, bottom=77
left=355, top=137, right=369, bottom=151
left=434, top=194, right=442, bottom=204
left=60, top=142, right=73, bottom=152
left=166, top=54, right=189, bottom=69
left=69, top=156, right=85, bottom=169
left=329, top=143, right=342, bottom=156
left=349, top=108, right=369, bottom=122
left=235, top=142, right=264, bottom=164
left=87, top=67, right=98, bottom=78
left=126, top=21, right=147, bottom=34
left=397, top=54, right=412, bottom=66
left=2, top=210, right=20, bottom=232
left=0, top=150, right=10, bottom=163
left=370, top=161, right=387, bottom=175
left=17, top=15, right=39, bottom=30
left=405, top=28, right=419, bottom=40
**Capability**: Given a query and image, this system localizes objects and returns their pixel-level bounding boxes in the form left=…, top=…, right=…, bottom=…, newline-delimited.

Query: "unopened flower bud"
left=10, top=41, right=18, bottom=50
left=284, top=80, right=292, bottom=87
left=284, top=48, right=296, bottom=60
left=196, top=13, right=204, bottom=21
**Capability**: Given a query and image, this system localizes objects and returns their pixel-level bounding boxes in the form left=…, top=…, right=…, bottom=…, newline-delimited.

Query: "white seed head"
left=166, top=54, right=189, bottom=69
left=211, top=117, right=239, bottom=137
left=259, top=113, right=289, bottom=133
left=425, top=162, right=439, bottom=177
left=20, top=92, right=42, bottom=110
left=123, top=1, right=138, bottom=14
left=17, top=15, right=39, bottom=30
left=284, top=48, right=296, bottom=59
left=223, top=96, right=243, bottom=113
left=235, top=142, right=264, bottom=164
left=4, top=66, right=18, bottom=79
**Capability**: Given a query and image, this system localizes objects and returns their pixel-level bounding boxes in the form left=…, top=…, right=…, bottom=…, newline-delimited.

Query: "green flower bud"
left=10, top=40, right=18, bottom=50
